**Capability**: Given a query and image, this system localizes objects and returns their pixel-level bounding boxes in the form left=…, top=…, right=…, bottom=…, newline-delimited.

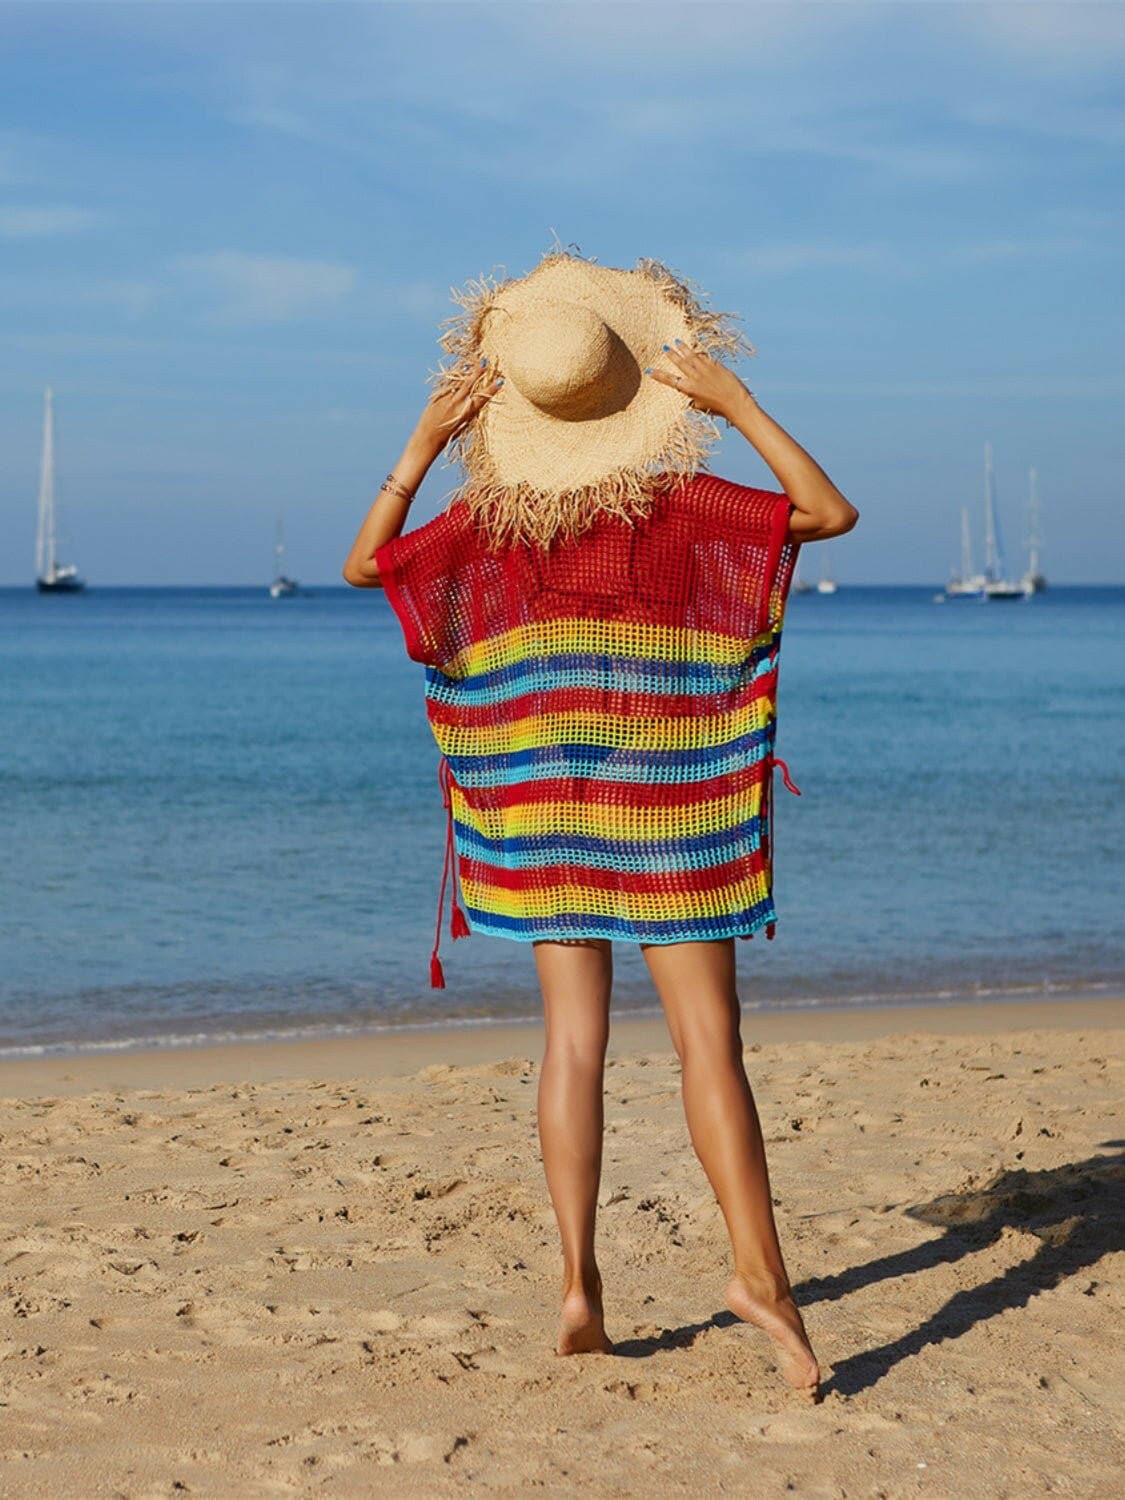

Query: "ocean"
left=1, top=582, right=1122, bottom=1057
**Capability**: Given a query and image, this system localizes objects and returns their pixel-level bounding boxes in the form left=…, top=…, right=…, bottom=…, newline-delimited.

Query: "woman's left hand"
left=414, top=359, right=503, bottom=452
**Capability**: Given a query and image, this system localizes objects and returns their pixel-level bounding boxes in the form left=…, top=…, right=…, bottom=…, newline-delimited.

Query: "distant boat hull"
left=269, top=576, right=299, bottom=599
left=37, top=572, right=85, bottom=594
left=984, top=581, right=1025, bottom=601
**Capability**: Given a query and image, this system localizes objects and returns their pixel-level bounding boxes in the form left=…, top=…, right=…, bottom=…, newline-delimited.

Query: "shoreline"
left=1, top=991, right=1120, bottom=1098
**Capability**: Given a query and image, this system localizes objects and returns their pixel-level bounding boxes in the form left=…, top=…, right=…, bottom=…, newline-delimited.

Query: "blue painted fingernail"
left=480, top=355, right=488, bottom=365
left=674, top=338, right=682, bottom=345
left=644, top=367, right=653, bottom=374
left=496, top=377, right=504, bottom=385
left=662, top=344, right=670, bottom=351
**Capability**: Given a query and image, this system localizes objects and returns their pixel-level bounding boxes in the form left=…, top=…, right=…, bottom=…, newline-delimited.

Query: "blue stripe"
left=461, top=895, right=778, bottom=945
left=441, top=723, right=775, bottom=789
left=423, top=637, right=779, bottom=703
left=453, top=815, right=764, bottom=872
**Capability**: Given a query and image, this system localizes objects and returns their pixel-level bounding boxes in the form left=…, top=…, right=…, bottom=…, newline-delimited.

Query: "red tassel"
left=770, top=756, right=801, bottom=796
left=430, top=952, right=446, bottom=989
left=765, top=922, right=776, bottom=940
left=450, top=903, right=470, bottom=939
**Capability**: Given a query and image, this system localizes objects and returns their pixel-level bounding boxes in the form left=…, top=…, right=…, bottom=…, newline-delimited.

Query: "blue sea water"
left=1, top=582, right=1122, bottom=1057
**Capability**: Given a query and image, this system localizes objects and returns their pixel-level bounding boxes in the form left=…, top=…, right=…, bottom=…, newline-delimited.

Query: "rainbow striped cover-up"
left=374, top=472, right=803, bottom=988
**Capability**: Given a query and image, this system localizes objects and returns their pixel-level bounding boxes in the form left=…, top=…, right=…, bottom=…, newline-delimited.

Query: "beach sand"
left=1, top=996, right=1121, bottom=1497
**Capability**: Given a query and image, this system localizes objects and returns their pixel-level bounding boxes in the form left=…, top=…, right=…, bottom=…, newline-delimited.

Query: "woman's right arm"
left=724, top=390, right=859, bottom=542
left=646, top=346, right=859, bottom=541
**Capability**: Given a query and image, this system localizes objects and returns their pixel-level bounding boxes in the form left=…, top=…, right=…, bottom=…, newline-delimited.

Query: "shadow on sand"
left=611, top=1147, right=1124, bottom=1398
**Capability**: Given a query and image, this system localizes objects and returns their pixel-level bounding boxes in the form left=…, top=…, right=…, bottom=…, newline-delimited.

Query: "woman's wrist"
left=406, top=425, right=446, bottom=466
left=722, top=386, right=765, bottom=431
left=381, top=429, right=444, bottom=503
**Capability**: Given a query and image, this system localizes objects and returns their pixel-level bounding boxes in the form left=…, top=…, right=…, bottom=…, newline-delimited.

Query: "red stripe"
left=450, top=757, right=771, bottom=815
left=463, top=843, right=768, bottom=898
left=427, top=670, right=778, bottom=730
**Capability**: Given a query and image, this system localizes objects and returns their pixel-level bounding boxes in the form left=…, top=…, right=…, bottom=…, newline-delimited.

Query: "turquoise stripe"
left=461, top=895, right=778, bottom=945
left=453, top=815, right=764, bottom=872
left=424, top=638, right=779, bottom=703
left=440, top=724, right=775, bottom=790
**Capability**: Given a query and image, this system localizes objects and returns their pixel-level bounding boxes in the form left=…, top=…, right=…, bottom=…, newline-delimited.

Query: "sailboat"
left=944, top=505, right=986, bottom=599
left=944, top=443, right=1023, bottom=601
left=980, top=443, right=1024, bottom=600
left=815, top=543, right=838, bottom=594
left=35, top=387, right=86, bottom=593
left=792, top=561, right=813, bottom=594
left=1021, top=466, right=1048, bottom=595
left=269, top=513, right=299, bottom=598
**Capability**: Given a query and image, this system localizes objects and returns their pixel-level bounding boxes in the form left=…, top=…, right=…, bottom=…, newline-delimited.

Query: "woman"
left=344, top=251, right=858, bottom=1401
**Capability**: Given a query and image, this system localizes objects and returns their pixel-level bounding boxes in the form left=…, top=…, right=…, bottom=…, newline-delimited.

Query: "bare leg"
left=640, top=937, right=820, bottom=1397
left=532, top=937, right=615, bottom=1356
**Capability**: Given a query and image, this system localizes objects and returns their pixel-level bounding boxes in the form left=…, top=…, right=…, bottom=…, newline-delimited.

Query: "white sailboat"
left=1021, top=466, right=1048, bottom=595
left=944, top=505, right=986, bottom=599
left=792, top=560, right=813, bottom=594
left=269, top=513, right=299, bottom=598
left=944, top=443, right=1023, bottom=601
left=35, top=387, right=86, bottom=593
left=980, top=442, right=1023, bottom=600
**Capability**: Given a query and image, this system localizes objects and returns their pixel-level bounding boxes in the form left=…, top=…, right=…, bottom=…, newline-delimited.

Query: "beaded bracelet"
left=379, top=473, right=415, bottom=502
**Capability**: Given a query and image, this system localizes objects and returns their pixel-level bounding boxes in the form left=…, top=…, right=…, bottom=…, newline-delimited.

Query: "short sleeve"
left=689, top=476, right=801, bottom=640
left=373, top=502, right=477, bottom=669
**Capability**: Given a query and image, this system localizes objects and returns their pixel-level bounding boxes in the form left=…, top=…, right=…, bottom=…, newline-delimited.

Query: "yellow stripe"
left=451, top=783, right=766, bottom=842
left=460, top=871, right=771, bottom=922
left=444, top=615, right=777, bottom=680
left=431, top=696, right=774, bottom=759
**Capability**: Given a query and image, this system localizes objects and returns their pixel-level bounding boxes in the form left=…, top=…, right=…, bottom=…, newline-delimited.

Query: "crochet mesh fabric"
left=374, top=472, right=802, bottom=986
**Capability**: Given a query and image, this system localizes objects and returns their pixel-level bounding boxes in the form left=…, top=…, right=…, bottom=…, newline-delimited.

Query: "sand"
left=0, top=996, right=1121, bottom=1498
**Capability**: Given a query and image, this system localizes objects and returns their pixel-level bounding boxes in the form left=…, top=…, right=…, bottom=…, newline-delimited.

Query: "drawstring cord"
left=430, top=755, right=471, bottom=989
left=746, top=752, right=801, bottom=942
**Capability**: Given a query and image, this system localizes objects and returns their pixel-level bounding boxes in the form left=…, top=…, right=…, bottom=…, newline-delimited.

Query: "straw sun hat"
left=427, top=243, right=756, bottom=551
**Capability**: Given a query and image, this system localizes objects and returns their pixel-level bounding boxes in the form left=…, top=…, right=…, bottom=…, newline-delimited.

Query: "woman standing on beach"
left=344, top=249, right=858, bottom=1400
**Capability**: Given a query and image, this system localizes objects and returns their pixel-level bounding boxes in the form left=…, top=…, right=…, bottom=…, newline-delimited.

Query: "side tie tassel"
left=430, top=757, right=471, bottom=990
left=746, top=752, right=802, bottom=943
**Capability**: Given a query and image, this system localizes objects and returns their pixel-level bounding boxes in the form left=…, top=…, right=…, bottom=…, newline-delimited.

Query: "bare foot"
left=556, top=1282, right=614, bottom=1356
left=725, top=1272, right=821, bottom=1400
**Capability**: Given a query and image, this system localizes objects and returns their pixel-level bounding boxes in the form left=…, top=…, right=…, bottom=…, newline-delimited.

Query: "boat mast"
left=983, top=440, right=1008, bottom=582
left=36, top=386, right=55, bottom=581
left=960, top=505, right=973, bottom=580
left=274, top=513, right=286, bottom=579
left=1027, top=466, right=1041, bottom=579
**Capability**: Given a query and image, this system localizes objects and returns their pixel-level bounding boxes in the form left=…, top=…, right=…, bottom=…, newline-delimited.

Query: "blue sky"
left=1, top=0, right=1123, bottom=585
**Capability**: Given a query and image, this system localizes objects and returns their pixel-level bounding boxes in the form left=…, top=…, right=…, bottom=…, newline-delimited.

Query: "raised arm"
left=342, top=359, right=503, bottom=588
left=646, top=343, right=859, bottom=541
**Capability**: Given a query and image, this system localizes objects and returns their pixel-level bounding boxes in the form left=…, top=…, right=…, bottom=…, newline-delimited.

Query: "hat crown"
left=492, top=298, right=635, bottom=422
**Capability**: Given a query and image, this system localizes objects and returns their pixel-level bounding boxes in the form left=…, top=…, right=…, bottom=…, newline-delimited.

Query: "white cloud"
left=955, top=99, right=1125, bottom=150
left=719, top=235, right=1093, bottom=278
left=727, top=242, right=903, bottom=276
left=171, top=251, right=357, bottom=323
left=949, top=237, right=1088, bottom=264
left=968, top=2, right=1125, bottom=74
left=0, top=205, right=100, bottom=238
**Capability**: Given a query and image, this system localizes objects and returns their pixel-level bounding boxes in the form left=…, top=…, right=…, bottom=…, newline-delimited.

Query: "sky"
left=1, top=0, right=1123, bottom=586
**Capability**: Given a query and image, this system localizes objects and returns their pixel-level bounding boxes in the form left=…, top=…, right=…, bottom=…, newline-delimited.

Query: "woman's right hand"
left=645, top=342, right=753, bottom=421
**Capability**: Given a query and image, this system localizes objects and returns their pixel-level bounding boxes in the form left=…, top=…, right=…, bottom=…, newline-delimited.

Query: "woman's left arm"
left=342, top=359, right=503, bottom=588
left=341, top=430, right=444, bottom=589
